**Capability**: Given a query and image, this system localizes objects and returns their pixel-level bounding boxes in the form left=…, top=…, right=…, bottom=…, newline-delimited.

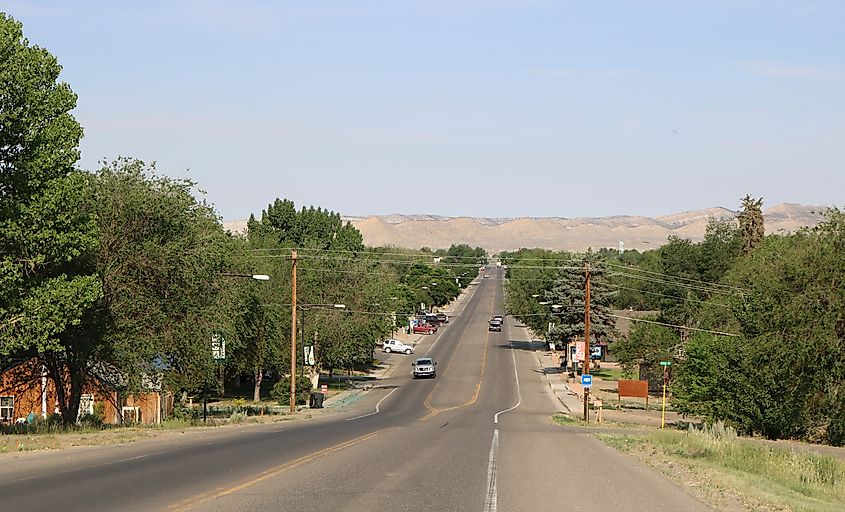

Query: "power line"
left=608, top=285, right=731, bottom=308
left=609, top=271, right=742, bottom=297
left=601, top=261, right=747, bottom=292
left=606, top=313, right=739, bottom=337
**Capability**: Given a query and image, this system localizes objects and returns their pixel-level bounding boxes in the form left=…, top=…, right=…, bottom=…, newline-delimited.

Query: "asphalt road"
left=0, top=268, right=710, bottom=511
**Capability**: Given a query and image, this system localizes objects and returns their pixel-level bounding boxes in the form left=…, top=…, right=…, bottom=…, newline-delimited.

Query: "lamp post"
left=291, top=303, right=346, bottom=413
left=209, top=272, right=270, bottom=422
left=220, top=273, right=270, bottom=281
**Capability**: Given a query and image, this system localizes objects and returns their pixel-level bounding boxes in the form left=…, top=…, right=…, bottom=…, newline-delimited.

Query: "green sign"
left=211, top=332, right=226, bottom=361
left=659, top=361, right=672, bottom=366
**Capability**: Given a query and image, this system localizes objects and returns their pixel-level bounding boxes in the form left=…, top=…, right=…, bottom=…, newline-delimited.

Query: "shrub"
left=270, top=375, right=312, bottom=406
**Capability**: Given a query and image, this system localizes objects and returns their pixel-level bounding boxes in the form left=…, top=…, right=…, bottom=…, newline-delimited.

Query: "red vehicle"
left=413, top=323, right=436, bottom=334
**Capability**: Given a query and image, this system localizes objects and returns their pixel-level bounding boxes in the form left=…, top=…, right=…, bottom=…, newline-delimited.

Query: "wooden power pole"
left=584, top=261, right=591, bottom=422
left=290, top=250, right=298, bottom=414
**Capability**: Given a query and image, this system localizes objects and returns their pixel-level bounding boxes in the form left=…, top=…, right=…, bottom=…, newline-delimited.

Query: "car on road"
left=483, top=274, right=490, bottom=279
left=382, top=339, right=415, bottom=354
left=412, top=357, right=437, bottom=379
left=493, top=314, right=504, bottom=323
left=413, top=324, right=436, bottom=334
left=488, top=318, right=502, bottom=331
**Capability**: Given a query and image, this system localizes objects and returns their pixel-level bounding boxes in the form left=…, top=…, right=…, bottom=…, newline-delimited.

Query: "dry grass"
left=0, top=414, right=306, bottom=457
left=599, top=423, right=845, bottom=512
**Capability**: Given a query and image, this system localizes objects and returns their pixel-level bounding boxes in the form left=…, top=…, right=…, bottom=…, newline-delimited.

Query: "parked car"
left=436, top=312, right=449, bottom=324
left=382, top=339, right=415, bottom=354
left=413, top=324, right=436, bottom=334
left=412, top=358, right=437, bottom=379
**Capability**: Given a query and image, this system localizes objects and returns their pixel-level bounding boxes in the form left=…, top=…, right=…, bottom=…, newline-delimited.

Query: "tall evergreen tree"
left=544, top=252, right=616, bottom=346
left=738, top=194, right=765, bottom=254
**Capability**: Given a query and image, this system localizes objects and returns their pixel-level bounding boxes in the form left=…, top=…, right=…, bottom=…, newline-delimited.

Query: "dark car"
left=436, top=313, right=449, bottom=324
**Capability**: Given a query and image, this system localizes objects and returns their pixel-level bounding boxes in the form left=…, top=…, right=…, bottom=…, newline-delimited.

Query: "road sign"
left=659, top=361, right=672, bottom=366
left=581, top=374, right=593, bottom=388
left=320, top=384, right=328, bottom=395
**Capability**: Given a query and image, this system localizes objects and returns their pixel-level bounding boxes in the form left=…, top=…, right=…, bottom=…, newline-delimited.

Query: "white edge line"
left=345, top=387, right=398, bottom=421
left=484, top=429, right=499, bottom=512
left=493, top=338, right=522, bottom=424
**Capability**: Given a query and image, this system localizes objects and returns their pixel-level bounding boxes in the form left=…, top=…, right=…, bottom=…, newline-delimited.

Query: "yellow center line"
left=168, top=428, right=386, bottom=511
left=420, top=287, right=496, bottom=421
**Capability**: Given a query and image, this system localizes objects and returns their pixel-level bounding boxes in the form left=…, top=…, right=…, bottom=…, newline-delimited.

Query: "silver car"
left=412, top=357, right=437, bottom=379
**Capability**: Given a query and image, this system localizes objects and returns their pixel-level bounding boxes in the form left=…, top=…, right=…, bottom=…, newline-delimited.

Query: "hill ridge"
left=223, top=203, right=827, bottom=253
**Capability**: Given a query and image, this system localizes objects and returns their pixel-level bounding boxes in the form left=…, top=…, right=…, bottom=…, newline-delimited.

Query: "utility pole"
left=290, top=250, right=297, bottom=414
left=583, top=261, right=591, bottom=423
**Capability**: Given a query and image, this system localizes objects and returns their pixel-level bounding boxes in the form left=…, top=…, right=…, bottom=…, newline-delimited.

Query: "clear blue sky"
left=7, top=1, right=844, bottom=220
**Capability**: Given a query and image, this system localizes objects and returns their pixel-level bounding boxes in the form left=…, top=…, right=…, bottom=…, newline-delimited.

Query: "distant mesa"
left=223, top=204, right=827, bottom=253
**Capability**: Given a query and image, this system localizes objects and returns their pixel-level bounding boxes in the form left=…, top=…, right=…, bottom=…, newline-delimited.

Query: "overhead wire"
left=606, top=313, right=739, bottom=337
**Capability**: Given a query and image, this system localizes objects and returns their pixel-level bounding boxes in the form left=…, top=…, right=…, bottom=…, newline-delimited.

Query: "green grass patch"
left=553, top=413, right=582, bottom=426
left=589, top=366, right=633, bottom=381
left=599, top=423, right=845, bottom=511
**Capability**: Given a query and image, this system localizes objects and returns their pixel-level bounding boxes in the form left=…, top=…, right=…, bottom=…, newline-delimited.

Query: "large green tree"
left=0, top=14, right=101, bottom=425
left=91, top=158, right=232, bottom=395
left=673, top=209, right=845, bottom=444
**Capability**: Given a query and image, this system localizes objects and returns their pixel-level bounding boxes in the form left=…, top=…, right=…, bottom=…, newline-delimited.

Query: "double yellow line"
left=421, top=287, right=496, bottom=421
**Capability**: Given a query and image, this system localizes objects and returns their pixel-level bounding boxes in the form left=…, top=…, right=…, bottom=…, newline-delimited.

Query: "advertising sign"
left=303, top=345, right=316, bottom=366
left=211, top=332, right=226, bottom=361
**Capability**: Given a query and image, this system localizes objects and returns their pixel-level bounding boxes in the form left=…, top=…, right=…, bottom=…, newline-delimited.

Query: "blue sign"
left=581, top=374, right=593, bottom=388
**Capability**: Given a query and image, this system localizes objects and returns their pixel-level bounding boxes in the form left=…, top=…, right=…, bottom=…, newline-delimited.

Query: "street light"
left=209, top=272, right=270, bottom=422
left=220, top=273, right=270, bottom=281
left=291, top=303, right=346, bottom=413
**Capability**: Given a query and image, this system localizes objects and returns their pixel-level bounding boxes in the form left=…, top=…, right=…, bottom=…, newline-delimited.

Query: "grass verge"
left=552, top=413, right=644, bottom=430
left=597, top=423, right=845, bottom=512
left=0, top=413, right=301, bottom=456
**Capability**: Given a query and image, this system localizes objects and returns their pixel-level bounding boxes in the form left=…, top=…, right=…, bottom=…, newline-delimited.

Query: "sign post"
left=581, top=373, right=593, bottom=422
left=659, top=361, right=672, bottom=428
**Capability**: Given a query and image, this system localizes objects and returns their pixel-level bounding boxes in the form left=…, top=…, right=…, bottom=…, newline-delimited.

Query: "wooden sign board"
left=617, top=379, right=649, bottom=407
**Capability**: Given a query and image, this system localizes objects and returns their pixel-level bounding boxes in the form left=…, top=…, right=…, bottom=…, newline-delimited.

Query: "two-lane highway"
left=0, top=269, right=709, bottom=511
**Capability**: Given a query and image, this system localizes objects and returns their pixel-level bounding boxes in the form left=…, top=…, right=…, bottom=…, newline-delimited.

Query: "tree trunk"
left=309, top=366, right=319, bottom=391
left=253, top=367, right=262, bottom=402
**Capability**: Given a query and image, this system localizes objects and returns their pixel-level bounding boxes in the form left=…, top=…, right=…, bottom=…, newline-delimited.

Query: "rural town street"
left=0, top=269, right=708, bottom=511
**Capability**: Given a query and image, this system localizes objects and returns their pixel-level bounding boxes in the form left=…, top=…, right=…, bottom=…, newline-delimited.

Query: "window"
left=0, top=396, right=13, bottom=421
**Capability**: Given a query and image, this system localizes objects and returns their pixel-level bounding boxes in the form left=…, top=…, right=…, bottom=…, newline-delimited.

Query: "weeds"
left=601, top=421, right=845, bottom=510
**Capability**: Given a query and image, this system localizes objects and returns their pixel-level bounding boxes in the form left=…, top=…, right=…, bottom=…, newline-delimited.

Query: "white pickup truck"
left=382, top=339, right=415, bottom=354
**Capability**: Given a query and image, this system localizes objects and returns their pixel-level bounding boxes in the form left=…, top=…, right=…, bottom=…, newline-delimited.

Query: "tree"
left=672, top=208, right=845, bottom=444
left=544, top=252, right=616, bottom=346
left=0, top=14, right=101, bottom=425
left=612, top=320, right=681, bottom=385
left=91, top=159, right=231, bottom=396
left=737, top=194, right=764, bottom=254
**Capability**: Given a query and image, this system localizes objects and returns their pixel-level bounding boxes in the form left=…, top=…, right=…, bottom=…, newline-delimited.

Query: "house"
left=0, top=358, right=167, bottom=425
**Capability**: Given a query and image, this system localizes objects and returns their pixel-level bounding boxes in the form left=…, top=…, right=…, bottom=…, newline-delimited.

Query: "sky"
left=6, top=1, right=844, bottom=220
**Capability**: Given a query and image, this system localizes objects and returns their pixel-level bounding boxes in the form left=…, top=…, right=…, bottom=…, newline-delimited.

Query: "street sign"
left=659, top=361, right=672, bottom=366
left=211, top=332, right=226, bottom=361
left=581, top=374, right=593, bottom=388
left=303, top=345, right=316, bottom=366
left=320, top=384, right=328, bottom=395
